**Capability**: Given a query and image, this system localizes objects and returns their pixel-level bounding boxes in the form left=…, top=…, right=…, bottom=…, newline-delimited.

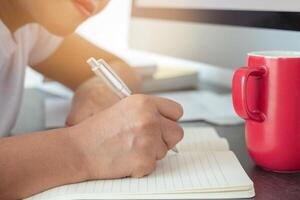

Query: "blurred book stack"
left=126, top=56, right=199, bottom=93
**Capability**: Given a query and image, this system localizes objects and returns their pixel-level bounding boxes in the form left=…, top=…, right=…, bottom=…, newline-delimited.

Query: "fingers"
left=160, top=117, right=184, bottom=150
left=129, top=138, right=168, bottom=177
left=130, top=138, right=168, bottom=177
left=125, top=95, right=183, bottom=121
left=152, top=96, right=184, bottom=121
left=66, top=102, right=92, bottom=126
left=130, top=137, right=157, bottom=177
left=131, top=157, right=156, bottom=178
left=155, top=139, right=169, bottom=160
left=122, top=95, right=183, bottom=156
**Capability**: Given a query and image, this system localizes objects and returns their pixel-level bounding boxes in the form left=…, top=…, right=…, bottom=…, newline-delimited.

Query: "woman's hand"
left=69, top=94, right=184, bottom=179
left=66, top=77, right=120, bottom=126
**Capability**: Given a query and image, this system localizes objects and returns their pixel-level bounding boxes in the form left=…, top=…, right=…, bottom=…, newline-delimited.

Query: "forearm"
left=33, top=33, right=141, bottom=92
left=0, top=128, right=88, bottom=200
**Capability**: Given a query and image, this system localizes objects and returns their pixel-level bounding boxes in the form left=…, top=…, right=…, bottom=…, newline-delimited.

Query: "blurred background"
left=26, top=0, right=300, bottom=90
left=25, top=0, right=234, bottom=89
left=25, top=0, right=131, bottom=88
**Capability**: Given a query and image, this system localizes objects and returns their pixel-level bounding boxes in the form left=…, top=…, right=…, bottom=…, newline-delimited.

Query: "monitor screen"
left=132, top=0, right=300, bottom=31
left=129, top=0, right=300, bottom=76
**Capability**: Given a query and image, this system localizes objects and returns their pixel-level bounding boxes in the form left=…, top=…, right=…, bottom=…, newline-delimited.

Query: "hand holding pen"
left=87, top=57, right=179, bottom=153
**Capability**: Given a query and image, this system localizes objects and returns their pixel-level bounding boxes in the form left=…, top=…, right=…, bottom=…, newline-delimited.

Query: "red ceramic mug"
left=232, top=51, right=300, bottom=172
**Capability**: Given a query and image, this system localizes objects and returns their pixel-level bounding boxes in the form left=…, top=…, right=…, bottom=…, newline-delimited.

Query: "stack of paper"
left=26, top=127, right=254, bottom=200
left=124, top=54, right=158, bottom=78
left=142, top=66, right=199, bottom=93
left=157, top=91, right=243, bottom=125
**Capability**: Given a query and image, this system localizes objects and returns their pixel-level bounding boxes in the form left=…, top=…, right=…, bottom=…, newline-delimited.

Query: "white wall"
left=76, top=0, right=132, bottom=53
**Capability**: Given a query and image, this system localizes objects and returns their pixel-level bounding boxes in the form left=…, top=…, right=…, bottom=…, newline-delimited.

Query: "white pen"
left=87, top=57, right=178, bottom=153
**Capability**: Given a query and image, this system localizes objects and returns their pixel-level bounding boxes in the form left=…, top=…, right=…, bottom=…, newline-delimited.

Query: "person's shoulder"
left=14, top=23, right=40, bottom=42
left=15, top=23, right=59, bottom=43
left=13, top=23, right=63, bottom=65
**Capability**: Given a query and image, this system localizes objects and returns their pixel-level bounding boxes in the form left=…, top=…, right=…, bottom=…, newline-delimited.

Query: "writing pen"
left=87, top=57, right=179, bottom=153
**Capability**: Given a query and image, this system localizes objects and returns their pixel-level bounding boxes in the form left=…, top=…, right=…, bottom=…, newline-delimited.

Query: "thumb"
left=65, top=103, right=92, bottom=126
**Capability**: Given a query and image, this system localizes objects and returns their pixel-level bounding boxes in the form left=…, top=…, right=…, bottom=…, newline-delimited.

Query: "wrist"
left=63, top=126, right=92, bottom=181
left=67, top=117, right=113, bottom=180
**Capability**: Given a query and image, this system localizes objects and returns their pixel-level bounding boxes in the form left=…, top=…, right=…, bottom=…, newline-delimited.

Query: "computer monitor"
left=129, top=0, right=300, bottom=71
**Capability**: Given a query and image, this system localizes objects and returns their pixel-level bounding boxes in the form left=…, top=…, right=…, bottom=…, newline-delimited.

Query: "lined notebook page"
left=177, top=127, right=229, bottom=152
left=27, top=127, right=253, bottom=200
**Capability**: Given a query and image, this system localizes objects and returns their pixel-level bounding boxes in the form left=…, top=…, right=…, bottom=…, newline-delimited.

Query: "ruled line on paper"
left=211, top=151, right=230, bottom=186
left=27, top=151, right=251, bottom=199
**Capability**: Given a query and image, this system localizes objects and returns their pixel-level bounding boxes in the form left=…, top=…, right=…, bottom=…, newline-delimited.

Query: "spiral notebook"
left=26, top=127, right=254, bottom=200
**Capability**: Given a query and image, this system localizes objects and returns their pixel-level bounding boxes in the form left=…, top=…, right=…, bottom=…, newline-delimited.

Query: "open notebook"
left=26, top=127, right=254, bottom=200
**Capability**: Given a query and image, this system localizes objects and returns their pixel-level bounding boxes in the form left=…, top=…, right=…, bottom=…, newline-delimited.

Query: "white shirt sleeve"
left=29, top=25, right=64, bottom=66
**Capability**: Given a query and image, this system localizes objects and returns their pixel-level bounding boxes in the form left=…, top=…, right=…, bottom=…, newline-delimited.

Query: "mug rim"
left=248, top=51, right=300, bottom=59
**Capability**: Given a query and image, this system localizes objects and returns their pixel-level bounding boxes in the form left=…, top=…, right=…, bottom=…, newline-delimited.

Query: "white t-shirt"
left=0, top=20, right=63, bottom=136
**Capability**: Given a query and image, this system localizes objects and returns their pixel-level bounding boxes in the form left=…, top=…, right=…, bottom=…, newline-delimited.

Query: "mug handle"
left=232, top=67, right=266, bottom=122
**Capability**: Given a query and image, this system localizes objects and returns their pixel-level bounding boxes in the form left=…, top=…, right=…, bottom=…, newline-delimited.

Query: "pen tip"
left=172, top=147, right=179, bottom=153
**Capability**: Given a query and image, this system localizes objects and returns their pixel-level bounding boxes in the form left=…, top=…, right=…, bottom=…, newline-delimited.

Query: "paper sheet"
left=27, top=127, right=253, bottom=200
left=157, top=91, right=243, bottom=125
left=177, top=127, right=229, bottom=152
left=44, top=91, right=243, bottom=128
